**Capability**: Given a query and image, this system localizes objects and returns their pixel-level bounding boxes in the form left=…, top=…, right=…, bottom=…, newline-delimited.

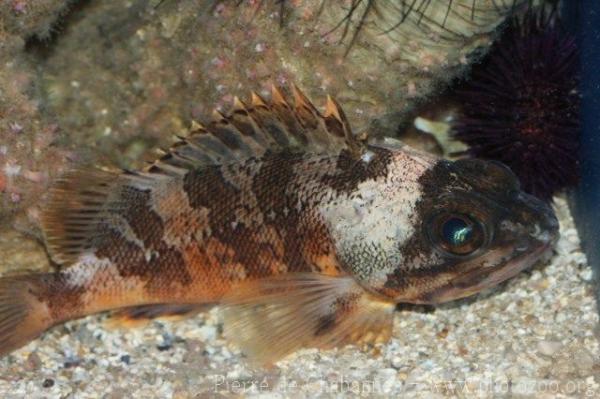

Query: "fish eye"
left=429, top=213, right=485, bottom=256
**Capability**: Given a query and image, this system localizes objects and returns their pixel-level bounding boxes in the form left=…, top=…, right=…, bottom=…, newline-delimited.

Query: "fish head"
left=325, top=149, right=559, bottom=305
left=389, top=157, right=559, bottom=304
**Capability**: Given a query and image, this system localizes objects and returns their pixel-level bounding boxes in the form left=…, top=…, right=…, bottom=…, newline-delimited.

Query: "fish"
left=0, top=85, right=559, bottom=363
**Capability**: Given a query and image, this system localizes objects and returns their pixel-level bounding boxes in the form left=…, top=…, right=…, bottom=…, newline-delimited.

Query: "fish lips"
left=516, top=191, right=560, bottom=244
left=427, top=242, right=552, bottom=304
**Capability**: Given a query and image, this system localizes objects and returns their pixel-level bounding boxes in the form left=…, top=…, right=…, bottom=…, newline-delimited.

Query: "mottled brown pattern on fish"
left=251, top=151, right=312, bottom=274
left=182, top=162, right=287, bottom=280
left=298, top=217, right=342, bottom=275
left=79, top=147, right=350, bottom=304
left=116, top=186, right=165, bottom=250
left=178, top=150, right=343, bottom=282
left=94, top=227, right=192, bottom=291
left=30, top=274, right=86, bottom=321
left=145, top=177, right=212, bottom=249
left=175, top=239, right=246, bottom=299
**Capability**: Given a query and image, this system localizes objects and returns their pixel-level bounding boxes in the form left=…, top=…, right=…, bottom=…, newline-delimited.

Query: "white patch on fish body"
left=65, top=252, right=114, bottom=287
left=66, top=252, right=149, bottom=311
left=319, top=150, right=434, bottom=287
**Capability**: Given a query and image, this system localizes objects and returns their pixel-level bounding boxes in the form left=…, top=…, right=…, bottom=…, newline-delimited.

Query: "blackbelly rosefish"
left=0, top=86, right=558, bottom=362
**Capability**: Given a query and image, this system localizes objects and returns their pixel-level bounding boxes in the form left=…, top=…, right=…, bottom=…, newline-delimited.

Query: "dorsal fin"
left=148, top=85, right=367, bottom=174
left=41, top=169, right=121, bottom=265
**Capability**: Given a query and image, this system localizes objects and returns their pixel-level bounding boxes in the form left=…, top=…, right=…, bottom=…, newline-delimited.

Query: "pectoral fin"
left=221, top=274, right=395, bottom=364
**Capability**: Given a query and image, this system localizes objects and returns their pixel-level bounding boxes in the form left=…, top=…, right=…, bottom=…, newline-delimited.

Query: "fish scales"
left=0, top=85, right=559, bottom=363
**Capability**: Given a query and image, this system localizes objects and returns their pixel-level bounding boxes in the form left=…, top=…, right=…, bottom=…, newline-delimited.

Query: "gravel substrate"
left=0, top=197, right=598, bottom=398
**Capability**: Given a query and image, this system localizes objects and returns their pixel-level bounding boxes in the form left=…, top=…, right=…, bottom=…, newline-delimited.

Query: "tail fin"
left=0, top=275, right=52, bottom=357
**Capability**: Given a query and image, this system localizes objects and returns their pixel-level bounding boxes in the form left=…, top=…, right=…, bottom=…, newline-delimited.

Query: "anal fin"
left=221, top=273, right=395, bottom=364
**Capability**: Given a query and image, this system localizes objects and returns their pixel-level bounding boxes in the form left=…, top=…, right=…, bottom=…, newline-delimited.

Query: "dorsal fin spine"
left=270, top=85, right=289, bottom=108
left=251, top=91, right=268, bottom=107
left=146, top=85, right=365, bottom=173
left=292, top=84, right=319, bottom=114
left=232, top=96, right=247, bottom=112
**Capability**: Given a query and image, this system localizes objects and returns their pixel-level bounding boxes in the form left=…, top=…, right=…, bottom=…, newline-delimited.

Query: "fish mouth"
left=422, top=242, right=552, bottom=304
left=517, top=192, right=560, bottom=245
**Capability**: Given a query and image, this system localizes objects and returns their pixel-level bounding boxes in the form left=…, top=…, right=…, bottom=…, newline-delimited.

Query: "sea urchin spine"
left=452, top=5, right=580, bottom=201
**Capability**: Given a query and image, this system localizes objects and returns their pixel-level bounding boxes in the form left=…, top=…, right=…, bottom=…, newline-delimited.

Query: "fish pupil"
left=442, top=217, right=472, bottom=246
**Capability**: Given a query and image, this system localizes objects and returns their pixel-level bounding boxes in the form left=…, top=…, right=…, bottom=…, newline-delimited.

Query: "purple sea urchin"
left=452, top=6, right=580, bottom=201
